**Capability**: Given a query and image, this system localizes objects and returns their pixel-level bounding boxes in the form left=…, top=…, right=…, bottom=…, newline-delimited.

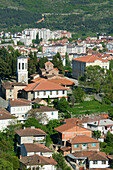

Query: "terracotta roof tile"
left=15, top=127, right=47, bottom=136
left=45, top=61, right=53, bottom=65
left=24, top=81, right=68, bottom=92
left=55, top=123, right=91, bottom=133
left=20, top=155, right=57, bottom=166
left=9, top=99, right=32, bottom=106
left=0, top=107, right=14, bottom=120
left=88, top=152, right=108, bottom=161
left=68, top=135, right=99, bottom=144
left=23, top=143, right=53, bottom=153
left=48, top=78, right=75, bottom=86
left=73, top=55, right=108, bottom=63
left=33, top=106, right=58, bottom=112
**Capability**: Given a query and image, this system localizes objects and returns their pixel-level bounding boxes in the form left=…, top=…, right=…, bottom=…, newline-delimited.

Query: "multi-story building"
left=72, top=55, right=109, bottom=79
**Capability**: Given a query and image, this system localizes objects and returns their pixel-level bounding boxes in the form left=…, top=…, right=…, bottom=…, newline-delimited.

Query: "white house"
left=19, top=155, right=57, bottom=170
left=23, top=80, right=68, bottom=101
left=21, top=143, right=53, bottom=157
left=8, top=99, right=32, bottom=122
left=32, top=106, right=58, bottom=124
left=67, top=151, right=109, bottom=170
left=87, top=119, right=113, bottom=135
left=15, top=127, right=47, bottom=145
left=72, top=55, right=109, bottom=79
left=88, top=152, right=109, bottom=169
left=0, top=107, right=16, bottom=131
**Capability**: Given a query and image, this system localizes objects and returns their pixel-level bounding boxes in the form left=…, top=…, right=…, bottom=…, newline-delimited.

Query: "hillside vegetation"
left=1, top=0, right=113, bottom=35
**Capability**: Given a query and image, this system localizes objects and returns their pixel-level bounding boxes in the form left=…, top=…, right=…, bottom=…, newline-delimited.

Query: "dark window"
left=102, top=160, right=106, bottom=164
left=19, top=63, right=20, bottom=70
left=50, top=91, right=52, bottom=95
left=22, top=63, right=24, bottom=70
left=62, top=90, right=65, bottom=94
left=44, top=91, right=46, bottom=95
left=93, top=160, right=98, bottom=164
left=56, top=91, right=58, bottom=95
left=37, top=92, right=39, bottom=95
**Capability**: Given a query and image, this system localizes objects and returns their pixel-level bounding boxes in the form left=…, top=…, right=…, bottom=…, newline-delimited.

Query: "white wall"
left=27, top=164, right=56, bottom=170
left=89, top=160, right=109, bottom=169
left=0, top=119, right=15, bottom=131
left=34, top=90, right=67, bottom=99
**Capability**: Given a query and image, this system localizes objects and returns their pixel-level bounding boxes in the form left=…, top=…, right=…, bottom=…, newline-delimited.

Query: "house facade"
left=0, top=107, right=16, bottom=131
left=32, top=106, right=58, bottom=124
left=72, top=55, right=109, bottom=79
left=1, top=81, right=27, bottom=100
left=55, top=123, right=92, bottom=146
left=21, top=143, right=53, bottom=157
left=23, top=80, right=68, bottom=101
left=8, top=99, right=32, bottom=122
left=19, top=155, right=57, bottom=170
left=15, top=127, right=47, bottom=145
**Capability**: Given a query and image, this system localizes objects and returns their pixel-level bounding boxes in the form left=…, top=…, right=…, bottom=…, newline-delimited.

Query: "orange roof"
left=55, top=123, right=91, bottom=133
left=44, top=61, right=53, bottom=65
left=73, top=55, right=108, bottom=63
left=24, top=81, right=68, bottom=92
left=99, top=114, right=109, bottom=119
left=48, top=78, right=75, bottom=86
left=68, top=135, right=99, bottom=144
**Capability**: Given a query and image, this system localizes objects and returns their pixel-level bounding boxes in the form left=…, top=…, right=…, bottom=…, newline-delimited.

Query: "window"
left=22, top=63, right=24, bottom=70
left=56, top=91, right=59, bottom=95
left=37, top=91, right=39, bottom=96
left=82, top=144, right=87, bottom=147
left=10, top=89, right=12, bottom=92
left=93, top=160, right=98, bottom=164
left=44, top=91, right=46, bottom=95
left=51, top=112, right=54, bottom=115
left=102, top=160, right=106, bottom=164
left=105, top=66, right=107, bottom=70
left=19, top=63, right=20, bottom=70
left=91, top=143, right=96, bottom=147
left=74, top=144, right=79, bottom=148
left=50, top=91, right=52, bottom=95
left=62, top=90, right=65, bottom=94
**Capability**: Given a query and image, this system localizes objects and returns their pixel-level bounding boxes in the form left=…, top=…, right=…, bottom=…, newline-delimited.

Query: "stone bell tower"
left=17, top=55, right=28, bottom=84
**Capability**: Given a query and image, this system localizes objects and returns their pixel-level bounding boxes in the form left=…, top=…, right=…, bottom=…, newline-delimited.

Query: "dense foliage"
left=1, top=0, right=113, bottom=35
left=53, top=153, right=71, bottom=170
left=0, top=47, right=20, bottom=79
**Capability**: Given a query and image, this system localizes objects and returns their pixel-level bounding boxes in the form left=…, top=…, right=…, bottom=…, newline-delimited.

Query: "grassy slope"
left=1, top=0, right=113, bottom=34
left=68, top=101, right=113, bottom=115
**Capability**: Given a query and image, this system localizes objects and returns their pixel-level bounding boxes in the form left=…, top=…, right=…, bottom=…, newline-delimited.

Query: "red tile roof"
left=15, top=127, right=47, bottom=136
left=88, top=152, right=108, bottom=161
left=33, top=106, right=58, bottom=112
left=73, top=55, right=108, bottom=63
left=24, top=81, right=68, bottom=92
left=68, top=135, right=99, bottom=144
left=23, top=143, right=53, bottom=153
left=20, top=155, right=57, bottom=166
left=0, top=107, right=15, bottom=120
left=55, top=123, right=91, bottom=133
left=48, top=78, right=75, bottom=86
left=9, top=99, right=32, bottom=106
left=44, top=61, right=53, bottom=65
left=63, top=118, right=81, bottom=124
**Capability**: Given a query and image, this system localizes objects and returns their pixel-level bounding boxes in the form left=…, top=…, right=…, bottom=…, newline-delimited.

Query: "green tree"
left=109, top=59, right=113, bottom=71
left=73, top=87, right=85, bottom=103
left=57, top=97, right=69, bottom=112
left=46, top=119, right=62, bottom=135
left=79, top=65, right=106, bottom=93
left=45, top=135, right=53, bottom=147
left=53, top=153, right=71, bottom=170
left=28, top=52, right=37, bottom=75
left=0, top=158, right=13, bottom=170
left=38, top=57, right=48, bottom=68
left=52, top=52, right=64, bottom=74
left=92, top=130, right=101, bottom=139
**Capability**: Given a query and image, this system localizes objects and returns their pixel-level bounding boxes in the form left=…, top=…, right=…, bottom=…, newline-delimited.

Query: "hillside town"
left=1, top=28, right=113, bottom=170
